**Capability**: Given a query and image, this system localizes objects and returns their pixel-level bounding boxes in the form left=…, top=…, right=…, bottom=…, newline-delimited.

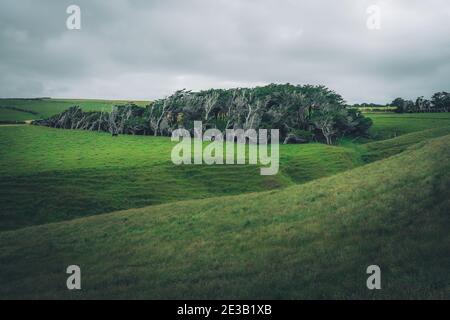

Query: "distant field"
left=0, top=98, right=149, bottom=121
left=356, top=106, right=397, bottom=113
left=366, top=113, right=450, bottom=140
left=1, top=132, right=448, bottom=299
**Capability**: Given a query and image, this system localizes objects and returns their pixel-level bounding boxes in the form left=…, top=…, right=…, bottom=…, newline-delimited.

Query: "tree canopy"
left=390, top=92, right=450, bottom=113
left=33, top=84, right=372, bottom=145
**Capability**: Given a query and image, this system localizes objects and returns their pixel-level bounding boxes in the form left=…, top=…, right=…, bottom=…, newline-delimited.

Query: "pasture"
left=1, top=111, right=450, bottom=231
left=0, top=98, right=149, bottom=122
left=0, top=102, right=449, bottom=299
left=0, top=130, right=448, bottom=299
left=0, top=125, right=361, bottom=231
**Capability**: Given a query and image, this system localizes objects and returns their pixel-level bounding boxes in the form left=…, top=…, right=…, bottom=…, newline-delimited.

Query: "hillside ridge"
left=0, top=134, right=448, bottom=299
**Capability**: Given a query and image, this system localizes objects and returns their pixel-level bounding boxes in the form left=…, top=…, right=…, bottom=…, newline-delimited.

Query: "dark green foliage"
left=33, top=104, right=148, bottom=135
left=392, top=97, right=414, bottom=113
left=338, top=108, right=373, bottom=137
left=283, top=129, right=314, bottom=144
left=33, top=84, right=372, bottom=145
left=0, top=120, right=26, bottom=124
left=0, top=105, right=39, bottom=115
left=431, top=92, right=450, bottom=112
left=392, top=92, right=450, bottom=113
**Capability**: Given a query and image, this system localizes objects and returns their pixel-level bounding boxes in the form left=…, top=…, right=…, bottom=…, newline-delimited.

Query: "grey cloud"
left=0, top=0, right=449, bottom=103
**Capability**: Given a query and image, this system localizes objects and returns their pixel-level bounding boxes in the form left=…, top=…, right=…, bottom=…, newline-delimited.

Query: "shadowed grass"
left=0, top=135, right=448, bottom=299
left=0, top=98, right=149, bottom=121
left=0, top=126, right=361, bottom=231
left=2, top=113, right=450, bottom=231
left=365, top=113, right=450, bottom=140
left=361, top=126, right=450, bottom=162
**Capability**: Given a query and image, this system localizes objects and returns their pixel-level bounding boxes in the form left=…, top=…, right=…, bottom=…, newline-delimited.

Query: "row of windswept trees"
left=390, top=92, right=450, bottom=113
left=33, top=84, right=372, bottom=145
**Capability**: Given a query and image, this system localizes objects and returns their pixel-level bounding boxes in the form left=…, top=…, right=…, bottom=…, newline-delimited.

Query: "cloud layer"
left=1, top=0, right=449, bottom=103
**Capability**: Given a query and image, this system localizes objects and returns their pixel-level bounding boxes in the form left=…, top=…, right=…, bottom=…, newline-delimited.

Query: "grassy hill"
left=361, top=126, right=450, bottom=162
left=1, top=113, right=450, bottom=231
left=0, top=110, right=449, bottom=299
left=0, top=98, right=149, bottom=121
left=0, top=133, right=448, bottom=299
left=365, top=113, right=450, bottom=140
left=0, top=125, right=361, bottom=231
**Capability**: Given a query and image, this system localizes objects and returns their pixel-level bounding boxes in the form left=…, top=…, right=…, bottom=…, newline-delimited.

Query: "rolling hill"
left=0, top=98, right=149, bottom=122
left=0, top=133, right=449, bottom=299
left=0, top=125, right=361, bottom=231
left=1, top=115, right=450, bottom=231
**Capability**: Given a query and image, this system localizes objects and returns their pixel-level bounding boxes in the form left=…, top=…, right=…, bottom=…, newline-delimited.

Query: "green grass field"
left=0, top=125, right=362, bottom=231
left=0, top=131, right=448, bottom=299
left=1, top=113, right=450, bottom=232
left=0, top=98, right=149, bottom=121
left=0, top=103, right=449, bottom=299
left=364, top=113, right=450, bottom=140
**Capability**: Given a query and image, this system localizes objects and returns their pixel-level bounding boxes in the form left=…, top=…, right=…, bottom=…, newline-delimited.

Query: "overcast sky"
left=0, top=0, right=449, bottom=103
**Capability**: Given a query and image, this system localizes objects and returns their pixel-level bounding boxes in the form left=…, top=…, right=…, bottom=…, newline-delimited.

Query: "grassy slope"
left=362, top=126, right=450, bottom=162
left=2, top=113, right=450, bottom=231
left=0, top=134, right=448, bottom=299
left=0, top=126, right=361, bottom=231
left=0, top=108, right=33, bottom=122
left=0, top=99, right=149, bottom=121
left=365, top=113, right=450, bottom=140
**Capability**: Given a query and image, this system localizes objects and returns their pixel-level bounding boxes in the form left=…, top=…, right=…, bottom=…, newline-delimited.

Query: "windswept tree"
left=431, top=92, right=450, bottom=112
left=202, top=90, right=220, bottom=126
left=225, top=89, right=248, bottom=129
left=392, top=97, right=414, bottom=113
left=146, top=89, right=189, bottom=136
left=415, top=96, right=431, bottom=112
left=311, top=104, right=343, bottom=145
left=302, top=85, right=344, bottom=124
left=243, top=92, right=270, bottom=130
left=33, top=83, right=373, bottom=145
